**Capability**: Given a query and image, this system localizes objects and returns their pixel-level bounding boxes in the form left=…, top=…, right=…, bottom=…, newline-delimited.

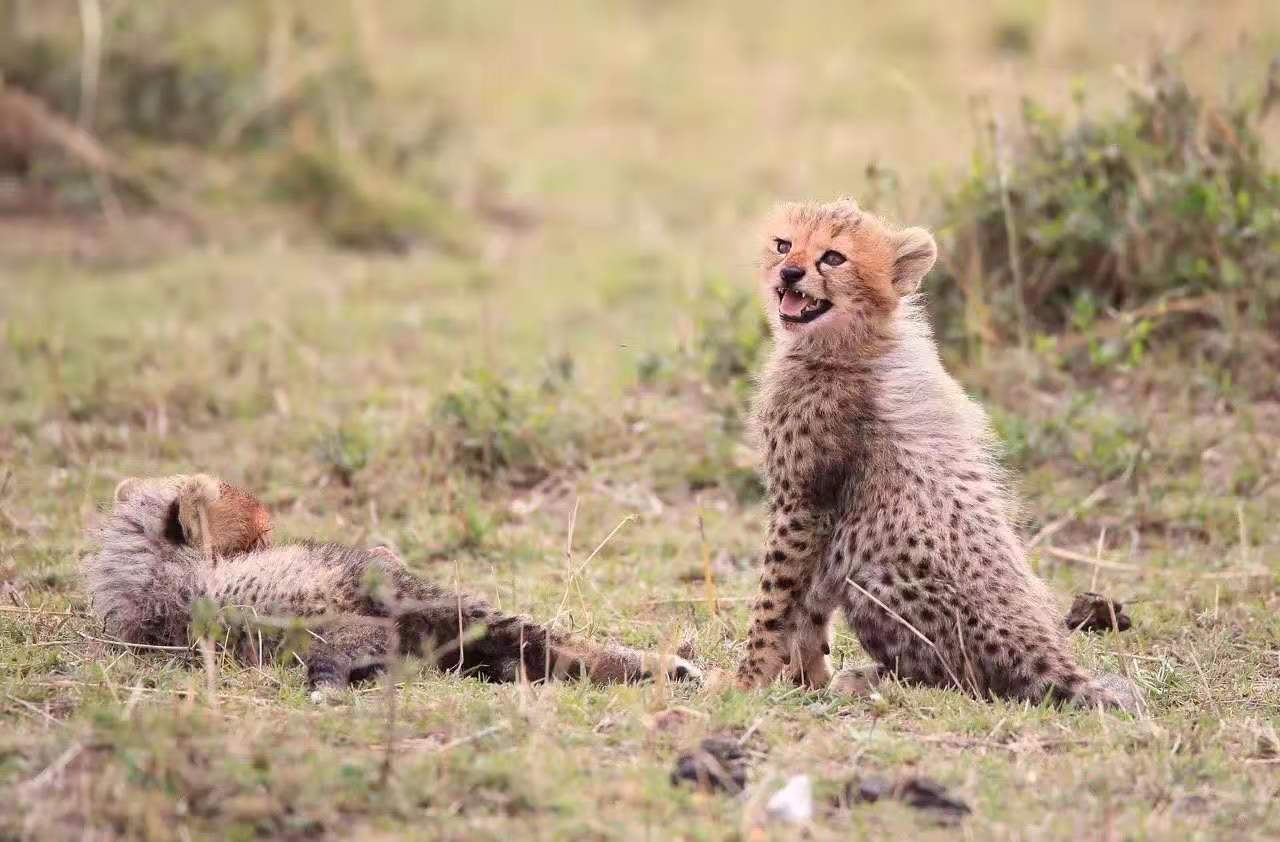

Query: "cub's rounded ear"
left=892, top=227, right=937, bottom=295
left=113, top=477, right=143, bottom=505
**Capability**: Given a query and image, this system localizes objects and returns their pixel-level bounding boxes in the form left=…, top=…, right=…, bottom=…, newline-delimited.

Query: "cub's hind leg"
left=568, top=642, right=701, bottom=685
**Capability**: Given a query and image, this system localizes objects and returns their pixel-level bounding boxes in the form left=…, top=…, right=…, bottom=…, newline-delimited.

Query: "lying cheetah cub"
left=736, top=198, right=1138, bottom=712
left=85, top=474, right=699, bottom=694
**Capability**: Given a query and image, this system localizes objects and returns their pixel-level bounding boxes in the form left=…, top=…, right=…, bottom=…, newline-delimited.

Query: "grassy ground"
left=3, top=2, right=1280, bottom=839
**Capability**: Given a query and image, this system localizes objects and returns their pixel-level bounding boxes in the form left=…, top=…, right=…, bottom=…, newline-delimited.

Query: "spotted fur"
left=735, top=199, right=1135, bottom=712
left=85, top=475, right=699, bottom=691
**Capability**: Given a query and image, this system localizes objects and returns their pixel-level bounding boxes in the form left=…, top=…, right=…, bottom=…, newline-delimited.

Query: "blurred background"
left=3, top=2, right=1278, bottom=363
left=2, top=3, right=1280, bottom=836
left=4, top=0, right=1277, bottom=494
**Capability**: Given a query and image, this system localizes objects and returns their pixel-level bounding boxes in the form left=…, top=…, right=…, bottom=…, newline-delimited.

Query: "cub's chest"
left=759, top=371, right=869, bottom=449
left=758, top=380, right=869, bottom=509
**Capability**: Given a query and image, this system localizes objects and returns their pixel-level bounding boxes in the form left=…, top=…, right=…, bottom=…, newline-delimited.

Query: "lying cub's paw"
left=1082, top=672, right=1145, bottom=716
left=308, top=685, right=348, bottom=706
left=647, top=654, right=702, bottom=684
left=592, top=650, right=703, bottom=684
left=829, top=664, right=886, bottom=698
left=631, top=652, right=703, bottom=684
left=700, top=668, right=736, bottom=694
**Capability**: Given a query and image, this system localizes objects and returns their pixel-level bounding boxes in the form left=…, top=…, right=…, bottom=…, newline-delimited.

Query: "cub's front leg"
left=736, top=504, right=834, bottom=689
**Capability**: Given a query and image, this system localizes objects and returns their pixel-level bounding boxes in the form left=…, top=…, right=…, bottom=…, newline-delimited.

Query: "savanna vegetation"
left=2, top=1, right=1278, bottom=839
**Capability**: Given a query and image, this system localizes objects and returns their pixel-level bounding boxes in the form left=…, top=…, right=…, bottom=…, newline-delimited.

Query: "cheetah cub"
left=736, top=198, right=1138, bottom=712
left=86, top=474, right=699, bottom=694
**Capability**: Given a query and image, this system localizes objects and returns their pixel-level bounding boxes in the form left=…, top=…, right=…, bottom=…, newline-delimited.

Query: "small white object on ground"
left=765, top=774, right=813, bottom=824
left=309, top=687, right=344, bottom=705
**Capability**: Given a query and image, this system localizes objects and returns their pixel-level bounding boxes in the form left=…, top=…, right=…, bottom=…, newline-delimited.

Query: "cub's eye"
left=820, top=250, right=846, bottom=267
left=774, top=239, right=791, bottom=255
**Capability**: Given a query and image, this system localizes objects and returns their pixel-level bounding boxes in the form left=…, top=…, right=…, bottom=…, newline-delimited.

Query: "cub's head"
left=111, top=474, right=272, bottom=556
left=759, top=198, right=936, bottom=343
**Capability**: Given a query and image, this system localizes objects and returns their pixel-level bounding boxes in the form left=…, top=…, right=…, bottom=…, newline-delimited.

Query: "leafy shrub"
left=430, top=368, right=582, bottom=485
left=270, top=142, right=469, bottom=254
left=932, top=57, right=1280, bottom=345
left=696, top=280, right=767, bottom=386
left=317, top=422, right=375, bottom=487
left=2, top=8, right=269, bottom=144
left=692, top=278, right=769, bottom=416
left=0, top=2, right=480, bottom=253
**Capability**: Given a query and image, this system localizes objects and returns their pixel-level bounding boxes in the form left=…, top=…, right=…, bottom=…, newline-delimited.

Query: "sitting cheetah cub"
left=86, top=474, right=699, bottom=695
left=736, top=198, right=1138, bottom=713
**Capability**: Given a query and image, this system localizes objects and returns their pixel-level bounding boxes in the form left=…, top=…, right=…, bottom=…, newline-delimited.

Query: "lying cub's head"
left=759, top=198, right=936, bottom=343
left=112, top=474, right=272, bottom=556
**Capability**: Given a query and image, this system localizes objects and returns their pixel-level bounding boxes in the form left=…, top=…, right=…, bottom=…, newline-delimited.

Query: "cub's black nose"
left=779, top=265, right=806, bottom=285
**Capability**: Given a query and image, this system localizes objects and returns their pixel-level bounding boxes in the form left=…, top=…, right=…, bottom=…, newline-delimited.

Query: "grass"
left=2, top=1, right=1280, bottom=839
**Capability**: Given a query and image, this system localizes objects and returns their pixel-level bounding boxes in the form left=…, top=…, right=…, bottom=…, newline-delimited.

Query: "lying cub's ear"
left=177, top=475, right=223, bottom=559
left=113, top=477, right=143, bottom=505
left=892, top=227, right=937, bottom=295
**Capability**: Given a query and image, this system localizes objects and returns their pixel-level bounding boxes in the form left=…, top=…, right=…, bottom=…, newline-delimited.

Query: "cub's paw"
left=829, top=663, right=886, bottom=698
left=645, top=653, right=702, bottom=684
left=787, top=655, right=833, bottom=690
left=591, top=649, right=703, bottom=684
left=1079, top=673, right=1145, bottom=716
left=308, top=685, right=348, bottom=706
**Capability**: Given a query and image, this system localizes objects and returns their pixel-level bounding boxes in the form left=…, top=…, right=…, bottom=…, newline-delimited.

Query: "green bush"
left=430, top=368, right=581, bottom=485
left=2, top=7, right=266, bottom=143
left=270, top=142, right=468, bottom=254
left=691, top=278, right=769, bottom=420
left=0, top=1, right=478, bottom=253
left=695, top=280, right=767, bottom=388
left=316, top=422, right=375, bottom=487
left=932, top=57, right=1280, bottom=345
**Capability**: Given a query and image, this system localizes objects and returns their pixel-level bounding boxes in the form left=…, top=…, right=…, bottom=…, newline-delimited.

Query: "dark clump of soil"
left=840, top=775, right=972, bottom=825
left=1065, top=592, right=1132, bottom=633
left=670, top=735, right=749, bottom=794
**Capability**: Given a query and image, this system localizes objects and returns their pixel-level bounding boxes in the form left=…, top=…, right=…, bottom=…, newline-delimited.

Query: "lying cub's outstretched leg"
left=303, top=592, right=696, bottom=693
left=365, top=558, right=698, bottom=684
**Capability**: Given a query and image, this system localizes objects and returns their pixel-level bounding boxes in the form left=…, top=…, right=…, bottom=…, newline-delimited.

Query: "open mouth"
left=776, top=288, right=832, bottom=324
